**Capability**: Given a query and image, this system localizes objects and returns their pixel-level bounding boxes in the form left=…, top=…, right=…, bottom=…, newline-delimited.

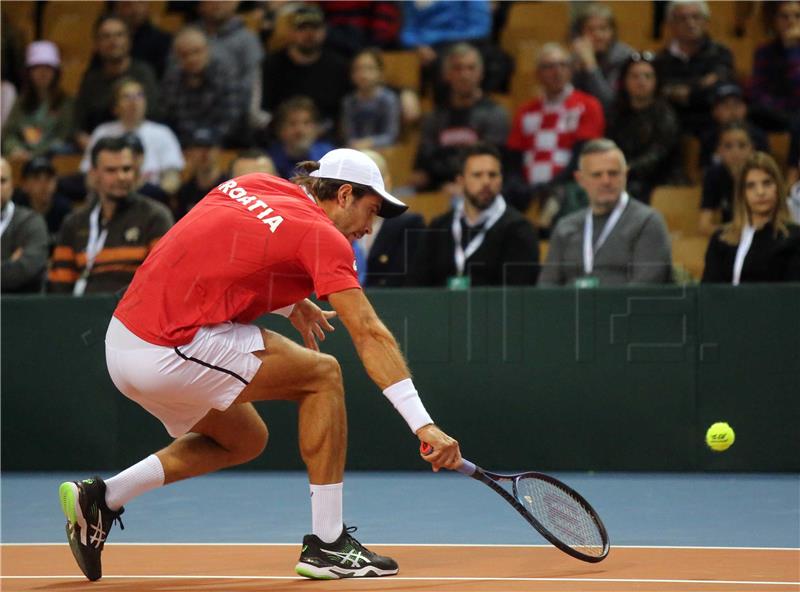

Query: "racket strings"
left=515, top=477, right=605, bottom=557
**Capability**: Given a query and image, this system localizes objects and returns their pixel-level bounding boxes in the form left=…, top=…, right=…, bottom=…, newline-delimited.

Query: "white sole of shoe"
left=295, top=561, right=398, bottom=579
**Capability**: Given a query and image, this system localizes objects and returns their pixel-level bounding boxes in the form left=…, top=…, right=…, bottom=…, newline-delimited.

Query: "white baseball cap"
left=26, top=41, right=61, bottom=69
left=310, top=148, right=408, bottom=218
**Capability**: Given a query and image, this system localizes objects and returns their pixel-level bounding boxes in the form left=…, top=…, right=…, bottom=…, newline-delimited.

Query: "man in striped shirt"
left=48, top=136, right=173, bottom=295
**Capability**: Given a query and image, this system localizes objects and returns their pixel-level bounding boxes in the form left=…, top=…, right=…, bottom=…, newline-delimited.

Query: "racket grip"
left=419, top=442, right=476, bottom=476
left=456, top=459, right=477, bottom=476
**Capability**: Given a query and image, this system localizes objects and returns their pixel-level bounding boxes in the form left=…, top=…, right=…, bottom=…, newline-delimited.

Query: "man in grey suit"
left=1, top=157, right=49, bottom=293
left=540, top=139, right=672, bottom=286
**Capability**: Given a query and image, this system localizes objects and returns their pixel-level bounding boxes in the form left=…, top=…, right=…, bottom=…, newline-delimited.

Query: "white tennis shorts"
left=105, top=316, right=264, bottom=437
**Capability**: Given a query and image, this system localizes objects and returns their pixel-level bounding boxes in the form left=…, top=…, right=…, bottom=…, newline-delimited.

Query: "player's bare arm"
left=328, top=288, right=462, bottom=471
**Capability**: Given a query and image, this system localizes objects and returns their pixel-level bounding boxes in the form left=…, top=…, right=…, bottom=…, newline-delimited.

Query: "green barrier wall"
left=2, top=286, right=798, bottom=472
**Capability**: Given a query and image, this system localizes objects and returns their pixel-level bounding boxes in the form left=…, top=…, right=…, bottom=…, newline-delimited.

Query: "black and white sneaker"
left=295, top=525, right=398, bottom=579
left=58, top=477, right=124, bottom=581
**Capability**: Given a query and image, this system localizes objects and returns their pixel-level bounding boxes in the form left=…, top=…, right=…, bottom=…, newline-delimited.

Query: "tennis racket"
left=420, top=443, right=610, bottom=562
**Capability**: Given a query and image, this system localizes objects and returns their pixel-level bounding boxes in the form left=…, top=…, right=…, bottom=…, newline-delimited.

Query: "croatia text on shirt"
left=217, top=179, right=285, bottom=232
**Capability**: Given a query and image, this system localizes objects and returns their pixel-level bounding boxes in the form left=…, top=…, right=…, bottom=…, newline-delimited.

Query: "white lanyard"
left=583, top=192, right=629, bottom=274
left=73, top=204, right=109, bottom=296
left=0, top=201, right=15, bottom=237
left=451, top=195, right=507, bottom=276
left=732, top=224, right=755, bottom=286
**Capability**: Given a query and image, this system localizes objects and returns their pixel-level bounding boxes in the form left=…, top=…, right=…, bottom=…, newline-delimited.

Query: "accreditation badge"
left=574, top=276, right=599, bottom=289
left=447, top=275, right=471, bottom=290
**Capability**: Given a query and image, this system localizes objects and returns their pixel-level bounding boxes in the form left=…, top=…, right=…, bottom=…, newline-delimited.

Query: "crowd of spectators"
left=2, top=0, right=799, bottom=295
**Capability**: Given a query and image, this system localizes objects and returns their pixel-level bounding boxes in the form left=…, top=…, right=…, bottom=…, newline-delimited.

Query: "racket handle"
left=419, top=442, right=476, bottom=476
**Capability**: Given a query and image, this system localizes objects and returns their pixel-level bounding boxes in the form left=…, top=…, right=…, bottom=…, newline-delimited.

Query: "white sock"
left=104, top=454, right=165, bottom=511
left=310, top=483, right=343, bottom=543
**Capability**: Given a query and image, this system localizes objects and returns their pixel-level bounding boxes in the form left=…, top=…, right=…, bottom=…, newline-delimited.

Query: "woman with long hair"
left=702, top=152, right=800, bottom=283
left=2, top=41, right=74, bottom=162
left=607, top=52, right=680, bottom=203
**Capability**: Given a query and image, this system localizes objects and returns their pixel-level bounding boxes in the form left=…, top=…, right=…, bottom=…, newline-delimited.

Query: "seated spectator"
left=789, top=175, right=800, bottom=223
left=399, top=0, right=494, bottom=96
left=357, top=149, right=425, bottom=287
left=80, top=78, right=184, bottom=194
left=48, top=136, right=173, bottom=294
left=570, top=3, right=635, bottom=112
left=410, top=143, right=539, bottom=287
left=14, top=156, right=71, bottom=247
left=162, top=27, right=242, bottom=147
left=119, top=132, right=170, bottom=207
left=320, top=1, right=402, bottom=58
left=654, top=1, right=735, bottom=135
left=506, top=43, right=605, bottom=220
left=749, top=1, right=800, bottom=131
left=411, top=42, right=510, bottom=193
left=266, top=97, right=336, bottom=179
left=2, top=41, right=74, bottom=163
left=702, top=152, right=800, bottom=283
left=74, top=14, right=160, bottom=151
left=341, top=48, right=401, bottom=150
left=1, top=156, right=49, bottom=293
left=700, top=83, right=768, bottom=168
left=261, top=4, right=351, bottom=138
left=174, top=127, right=227, bottom=220
left=194, top=0, right=265, bottom=132
left=539, top=139, right=672, bottom=286
left=607, top=52, right=680, bottom=203
left=230, top=149, right=277, bottom=177
left=699, top=122, right=755, bottom=236
left=113, top=1, right=173, bottom=79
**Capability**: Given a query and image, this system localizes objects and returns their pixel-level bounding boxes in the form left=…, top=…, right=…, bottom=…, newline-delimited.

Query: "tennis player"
left=59, top=148, right=462, bottom=581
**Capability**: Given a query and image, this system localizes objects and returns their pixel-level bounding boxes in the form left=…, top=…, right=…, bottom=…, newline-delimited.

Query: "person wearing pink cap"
left=2, top=41, right=74, bottom=163
left=58, top=148, right=462, bottom=582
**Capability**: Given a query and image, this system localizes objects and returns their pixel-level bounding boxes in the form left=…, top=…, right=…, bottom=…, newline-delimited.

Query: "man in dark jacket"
left=654, top=0, right=734, bottom=135
left=410, top=143, right=539, bottom=287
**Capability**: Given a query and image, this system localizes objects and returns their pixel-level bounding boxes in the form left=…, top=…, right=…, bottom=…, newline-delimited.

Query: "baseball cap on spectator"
left=185, top=127, right=221, bottom=148
left=26, top=41, right=61, bottom=68
left=713, top=83, right=744, bottom=104
left=22, top=156, right=56, bottom=178
left=292, top=4, right=324, bottom=27
left=310, top=148, right=408, bottom=218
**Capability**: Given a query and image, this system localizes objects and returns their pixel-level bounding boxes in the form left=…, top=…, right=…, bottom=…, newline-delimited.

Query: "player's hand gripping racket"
left=420, top=443, right=610, bottom=562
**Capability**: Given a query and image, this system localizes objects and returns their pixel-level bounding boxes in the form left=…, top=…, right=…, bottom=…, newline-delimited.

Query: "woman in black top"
left=702, top=152, right=800, bottom=283
left=607, top=52, right=679, bottom=203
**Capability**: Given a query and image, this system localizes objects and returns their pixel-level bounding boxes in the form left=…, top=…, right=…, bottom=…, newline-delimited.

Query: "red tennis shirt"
left=114, top=173, right=360, bottom=346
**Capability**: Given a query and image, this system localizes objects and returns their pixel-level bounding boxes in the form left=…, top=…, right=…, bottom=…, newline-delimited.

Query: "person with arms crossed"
left=540, top=139, right=672, bottom=286
left=1, top=156, right=49, bottom=293
left=58, top=148, right=461, bottom=581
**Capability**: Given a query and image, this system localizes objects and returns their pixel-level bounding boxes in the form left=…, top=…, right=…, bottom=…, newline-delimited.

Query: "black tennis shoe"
left=59, top=477, right=124, bottom=581
left=295, top=525, right=398, bottom=579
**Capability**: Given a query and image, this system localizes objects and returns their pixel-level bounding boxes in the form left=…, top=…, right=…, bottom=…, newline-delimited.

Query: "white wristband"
left=383, top=378, right=434, bottom=433
left=272, top=304, right=295, bottom=318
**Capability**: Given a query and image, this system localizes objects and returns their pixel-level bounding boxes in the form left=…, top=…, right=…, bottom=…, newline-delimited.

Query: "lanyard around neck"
left=73, top=204, right=109, bottom=296
left=732, top=224, right=756, bottom=286
left=0, top=201, right=15, bottom=237
left=583, top=192, right=629, bottom=275
left=451, top=195, right=507, bottom=276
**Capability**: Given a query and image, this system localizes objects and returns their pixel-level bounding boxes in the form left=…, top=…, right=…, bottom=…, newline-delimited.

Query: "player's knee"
left=237, top=419, right=269, bottom=463
left=317, top=354, right=344, bottom=397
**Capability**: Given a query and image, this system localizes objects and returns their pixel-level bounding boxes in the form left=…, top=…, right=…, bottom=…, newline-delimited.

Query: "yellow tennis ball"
left=706, top=422, right=735, bottom=452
